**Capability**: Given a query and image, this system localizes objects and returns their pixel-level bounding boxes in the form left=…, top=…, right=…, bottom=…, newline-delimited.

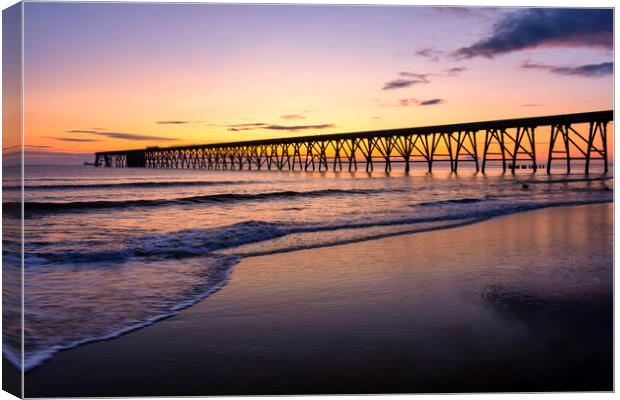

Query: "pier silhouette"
left=94, top=110, right=612, bottom=174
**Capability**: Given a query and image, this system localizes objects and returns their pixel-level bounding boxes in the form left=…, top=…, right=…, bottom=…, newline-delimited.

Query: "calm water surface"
left=2, top=164, right=613, bottom=370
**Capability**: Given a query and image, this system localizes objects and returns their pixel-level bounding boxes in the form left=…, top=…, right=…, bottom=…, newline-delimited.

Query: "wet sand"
left=23, top=203, right=612, bottom=396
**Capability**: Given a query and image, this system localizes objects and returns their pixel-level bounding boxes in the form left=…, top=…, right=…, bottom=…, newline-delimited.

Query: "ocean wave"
left=517, top=176, right=613, bottom=185
left=25, top=197, right=611, bottom=266
left=3, top=179, right=259, bottom=191
left=8, top=188, right=400, bottom=215
left=5, top=255, right=240, bottom=372
left=8, top=178, right=613, bottom=372
left=417, top=197, right=486, bottom=207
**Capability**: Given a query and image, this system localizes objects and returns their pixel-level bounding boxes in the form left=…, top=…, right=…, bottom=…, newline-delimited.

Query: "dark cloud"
left=227, top=122, right=334, bottom=132
left=227, top=123, right=268, bottom=132
left=519, top=60, right=613, bottom=77
left=45, top=137, right=100, bottom=142
left=66, top=130, right=178, bottom=141
left=418, top=98, right=445, bottom=106
left=550, top=62, right=613, bottom=77
left=382, top=78, right=428, bottom=90
left=455, top=8, right=613, bottom=59
left=230, top=123, right=267, bottom=128
left=3, top=144, right=51, bottom=151
left=397, top=98, right=445, bottom=106
left=415, top=48, right=443, bottom=62
left=280, top=114, right=306, bottom=120
left=156, top=120, right=196, bottom=125
left=382, top=72, right=441, bottom=91
left=23, top=151, right=89, bottom=156
left=263, top=124, right=334, bottom=131
left=521, top=103, right=544, bottom=107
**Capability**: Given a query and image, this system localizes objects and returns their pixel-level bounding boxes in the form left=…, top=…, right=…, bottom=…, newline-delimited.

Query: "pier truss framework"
left=95, top=111, right=612, bottom=174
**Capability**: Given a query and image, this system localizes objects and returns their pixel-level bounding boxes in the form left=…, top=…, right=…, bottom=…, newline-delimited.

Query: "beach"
left=23, top=202, right=612, bottom=396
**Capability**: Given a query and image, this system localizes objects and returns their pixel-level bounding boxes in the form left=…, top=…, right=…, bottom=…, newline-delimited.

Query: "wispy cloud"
left=399, top=72, right=430, bottom=80
left=263, top=124, right=334, bottom=131
left=519, top=60, right=613, bottom=77
left=280, top=114, right=306, bottom=120
left=415, top=47, right=443, bottom=62
left=156, top=120, right=201, bottom=125
left=226, top=122, right=334, bottom=132
left=3, top=144, right=51, bottom=151
left=455, top=9, right=612, bottom=59
left=382, top=73, right=430, bottom=90
left=226, top=123, right=268, bottom=132
left=382, top=68, right=463, bottom=91
left=432, top=7, right=497, bottom=19
left=445, top=67, right=466, bottom=76
left=45, top=136, right=100, bottom=142
left=397, top=98, right=446, bottom=106
left=66, top=130, right=178, bottom=141
left=418, top=98, right=445, bottom=106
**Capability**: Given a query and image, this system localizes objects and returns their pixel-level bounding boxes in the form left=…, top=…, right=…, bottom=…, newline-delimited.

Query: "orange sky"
left=20, top=4, right=613, bottom=161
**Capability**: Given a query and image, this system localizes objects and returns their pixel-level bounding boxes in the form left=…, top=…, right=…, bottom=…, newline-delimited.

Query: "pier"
left=94, top=110, right=612, bottom=174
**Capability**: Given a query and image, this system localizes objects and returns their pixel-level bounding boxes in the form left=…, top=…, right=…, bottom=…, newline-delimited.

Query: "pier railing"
left=94, top=110, right=612, bottom=174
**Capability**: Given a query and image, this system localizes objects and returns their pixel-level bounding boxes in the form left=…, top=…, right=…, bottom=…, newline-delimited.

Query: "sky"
left=19, top=3, right=613, bottom=163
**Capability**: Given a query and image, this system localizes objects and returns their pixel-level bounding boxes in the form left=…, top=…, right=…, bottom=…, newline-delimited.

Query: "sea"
left=2, top=162, right=613, bottom=371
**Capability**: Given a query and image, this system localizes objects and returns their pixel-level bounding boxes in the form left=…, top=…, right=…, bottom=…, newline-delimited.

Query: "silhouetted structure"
left=94, top=110, right=612, bottom=174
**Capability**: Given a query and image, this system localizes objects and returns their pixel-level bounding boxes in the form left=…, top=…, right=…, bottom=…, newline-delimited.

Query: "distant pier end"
left=94, top=110, right=613, bottom=174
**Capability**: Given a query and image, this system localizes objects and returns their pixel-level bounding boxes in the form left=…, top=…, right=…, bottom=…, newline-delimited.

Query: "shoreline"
left=7, top=199, right=611, bottom=373
left=20, top=202, right=613, bottom=396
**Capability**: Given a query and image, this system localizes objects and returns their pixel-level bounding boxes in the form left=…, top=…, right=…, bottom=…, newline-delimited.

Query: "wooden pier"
left=94, top=110, right=612, bottom=174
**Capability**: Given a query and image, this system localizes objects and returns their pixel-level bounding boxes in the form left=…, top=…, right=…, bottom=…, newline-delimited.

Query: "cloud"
left=3, top=144, right=51, bottom=151
left=45, top=137, right=100, bottom=142
left=550, top=62, right=613, bottom=77
left=226, top=123, right=268, bottom=132
left=280, top=114, right=306, bottom=120
left=418, top=98, right=445, bottom=106
left=432, top=7, right=494, bottom=18
left=226, top=122, right=334, bottom=132
left=399, top=72, right=430, bottom=80
left=156, top=120, right=196, bottom=125
left=397, top=98, right=446, bottom=106
left=415, top=48, right=444, bottom=62
left=224, top=121, right=329, bottom=132
left=445, top=67, right=466, bottom=76
left=455, top=8, right=613, bottom=59
left=66, top=130, right=178, bottom=141
left=263, top=124, right=334, bottom=131
left=382, top=78, right=429, bottom=90
left=521, top=103, right=544, bottom=107
left=382, top=72, right=431, bottom=90
left=519, top=60, right=613, bottom=77
left=519, top=60, right=548, bottom=69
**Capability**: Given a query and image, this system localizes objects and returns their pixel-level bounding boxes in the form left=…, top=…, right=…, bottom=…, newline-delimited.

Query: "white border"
left=0, top=1, right=616, bottom=400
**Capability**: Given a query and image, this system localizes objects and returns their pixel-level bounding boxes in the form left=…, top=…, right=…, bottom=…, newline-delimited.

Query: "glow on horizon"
left=22, top=4, right=613, bottom=161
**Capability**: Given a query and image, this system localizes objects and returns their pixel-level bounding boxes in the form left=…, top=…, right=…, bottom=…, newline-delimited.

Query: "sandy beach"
left=22, top=203, right=612, bottom=396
